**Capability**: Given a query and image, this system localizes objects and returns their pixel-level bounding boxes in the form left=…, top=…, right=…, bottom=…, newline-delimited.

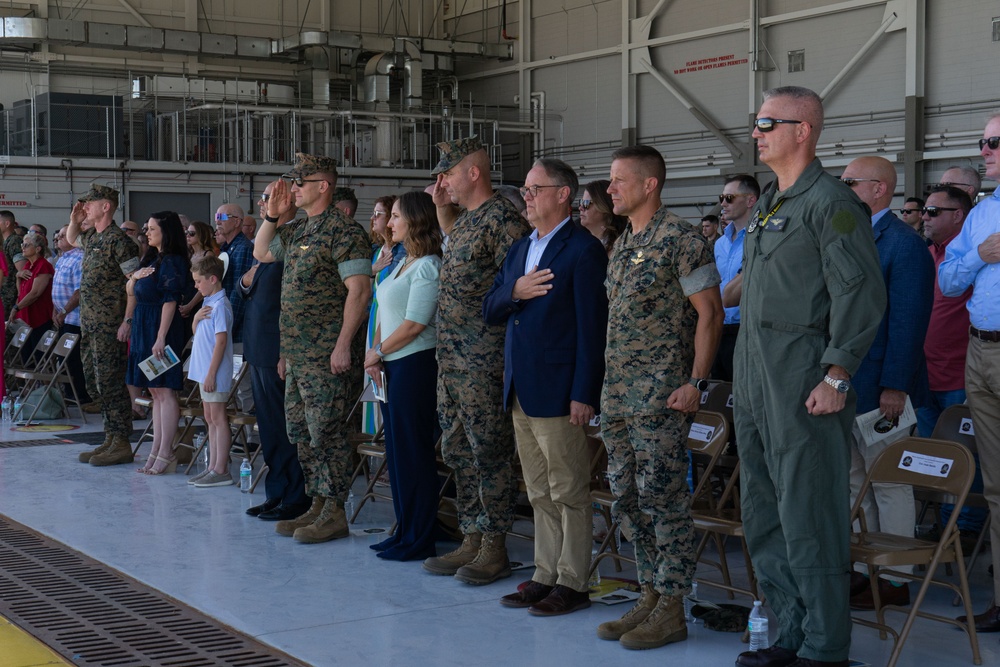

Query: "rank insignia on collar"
left=631, top=251, right=645, bottom=265
left=748, top=212, right=761, bottom=233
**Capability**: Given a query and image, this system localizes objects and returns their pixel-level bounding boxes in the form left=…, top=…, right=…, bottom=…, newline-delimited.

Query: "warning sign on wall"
left=0, top=194, right=29, bottom=207
left=674, top=54, right=749, bottom=75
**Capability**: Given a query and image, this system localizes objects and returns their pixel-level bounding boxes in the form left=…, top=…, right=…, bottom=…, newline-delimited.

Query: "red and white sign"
left=0, top=194, right=29, bottom=207
left=674, top=54, right=749, bottom=75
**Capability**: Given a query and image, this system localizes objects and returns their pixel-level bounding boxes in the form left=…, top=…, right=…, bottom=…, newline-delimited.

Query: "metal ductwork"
left=363, top=53, right=395, bottom=104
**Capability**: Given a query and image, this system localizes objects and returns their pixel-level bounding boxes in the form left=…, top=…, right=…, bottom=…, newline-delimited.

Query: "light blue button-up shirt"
left=524, top=217, right=570, bottom=273
left=714, top=221, right=745, bottom=324
left=938, top=190, right=1000, bottom=330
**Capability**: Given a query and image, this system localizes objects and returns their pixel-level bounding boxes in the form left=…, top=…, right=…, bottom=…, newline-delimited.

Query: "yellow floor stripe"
left=0, top=616, right=71, bottom=667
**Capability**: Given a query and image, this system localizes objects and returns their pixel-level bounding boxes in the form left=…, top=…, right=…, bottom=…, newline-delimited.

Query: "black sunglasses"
left=840, top=178, right=880, bottom=188
left=578, top=200, right=592, bottom=210
left=979, top=136, right=1000, bottom=151
left=285, top=177, right=327, bottom=188
left=754, top=118, right=802, bottom=132
left=259, top=193, right=271, bottom=203
left=718, top=194, right=747, bottom=204
left=186, top=231, right=197, bottom=237
left=922, top=206, right=959, bottom=217
left=898, top=208, right=920, bottom=215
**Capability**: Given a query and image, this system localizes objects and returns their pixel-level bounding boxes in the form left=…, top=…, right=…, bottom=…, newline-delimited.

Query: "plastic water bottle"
left=344, top=489, right=356, bottom=521
left=588, top=551, right=602, bottom=590
left=193, top=433, right=208, bottom=467
left=1, top=395, right=11, bottom=422
left=13, top=393, right=23, bottom=422
left=239, top=458, right=252, bottom=492
left=684, top=581, right=699, bottom=623
left=748, top=600, right=770, bottom=651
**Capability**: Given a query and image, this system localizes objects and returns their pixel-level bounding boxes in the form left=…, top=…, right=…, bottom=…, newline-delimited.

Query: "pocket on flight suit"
left=822, top=241, right=864, bottom=296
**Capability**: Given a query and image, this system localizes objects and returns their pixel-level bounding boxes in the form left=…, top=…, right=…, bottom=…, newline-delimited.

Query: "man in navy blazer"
left=841, top=156, right=934, bottom=609
left=483, top=158, right=608, bottom=616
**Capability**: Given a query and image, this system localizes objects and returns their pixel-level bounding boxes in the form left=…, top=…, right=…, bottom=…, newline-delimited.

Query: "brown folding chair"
left=345, top=382, right=389, bottom=523
left=850, top=437, right=980, bottom=667
left=10, top=333, right=87, bottom=424
left=926, top=404, right=991, bottom=597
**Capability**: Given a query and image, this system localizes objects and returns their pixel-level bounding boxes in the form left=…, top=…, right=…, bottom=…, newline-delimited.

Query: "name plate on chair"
left=688, top=423, right=715, bottom=443
left=959, top=417, right=975, bottom=436
left=898, top=450, right=954, bottom=478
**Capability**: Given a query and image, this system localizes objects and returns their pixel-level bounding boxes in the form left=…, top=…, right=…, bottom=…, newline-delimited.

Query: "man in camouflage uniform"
left=254, top=153, right=372, bottom=544
left=67, top=184, right=141, bottom=466
left=596, top=145, right=723, bottom=650
left=421, top=136, right=530, bottom=585
left=1, top=210, right=22, bottom=314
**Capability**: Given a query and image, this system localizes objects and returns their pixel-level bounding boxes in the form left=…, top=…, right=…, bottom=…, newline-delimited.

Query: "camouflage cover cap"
left=332, top=187, right=356, bottom=202
left=283, top=152, right=338, bottom=179
left=431, top=135, right=484, bottom=175
left=78, top=183, right=119, bottom=207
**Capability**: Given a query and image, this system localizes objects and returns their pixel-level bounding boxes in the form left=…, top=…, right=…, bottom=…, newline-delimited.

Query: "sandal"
left=137, top=453, right=157, bottom=474
left=144, top=456, right=178, bottom=475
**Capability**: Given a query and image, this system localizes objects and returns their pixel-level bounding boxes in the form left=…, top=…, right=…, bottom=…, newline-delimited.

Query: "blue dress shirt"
left=714, top=221, right=745, bottom=324
left=938, top=190, right=1000, bottom=330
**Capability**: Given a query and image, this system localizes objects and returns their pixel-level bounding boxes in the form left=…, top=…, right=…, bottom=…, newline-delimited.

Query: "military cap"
left=431, top=135, right=484, bottom=175
left=332, top=187, right=356, bottom=202
left=77, top=183, right=119, bottom=208
left=283, top=152, right=338, bottom=179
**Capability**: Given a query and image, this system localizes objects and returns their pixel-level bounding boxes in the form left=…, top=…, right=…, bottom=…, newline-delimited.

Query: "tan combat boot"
left=89, top=435, right=134, bottom=466
left=422, top=532, right=482, bottom=575
left=276, top=497, right=324, bottom=536
left=79, top=434, right=113, bottom=463
left=292, top=499, right=349, bottom=544
left=453, top=532, right=511, bottom=585
left=596, top=584, right=660, bottom=640
left=619, top=594, right=687, bottom=650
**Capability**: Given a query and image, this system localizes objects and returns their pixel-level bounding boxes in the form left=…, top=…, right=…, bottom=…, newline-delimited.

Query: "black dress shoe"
left=246, top=497, right=281, bottom=517
left=500, top=581, right=553, bottom=608
left=736, top=645, right=798, bottom=667
left=258, top=501, right=311, bottom=521
left=957, top=604, right=1000, bottom=633
left=787, top=659, right=848, bottom=667
left=528, top=584, right=591, bottom=616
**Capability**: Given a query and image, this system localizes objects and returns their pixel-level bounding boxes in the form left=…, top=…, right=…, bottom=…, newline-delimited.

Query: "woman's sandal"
left=136, top=454, right=157, bottom=474
left=144, top=455, right=178, bottom=475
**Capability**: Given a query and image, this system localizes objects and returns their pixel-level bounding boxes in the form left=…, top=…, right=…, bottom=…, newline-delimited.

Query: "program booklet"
left=139, top=345, right=180, bottom=381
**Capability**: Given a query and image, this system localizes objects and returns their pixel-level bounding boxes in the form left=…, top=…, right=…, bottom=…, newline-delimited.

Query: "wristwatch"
left=823, top=374, right=850, bottom=393
left=688, top=377, right=710, bottom=392
left=264, top=214, right=279, bottom=223
left=375, top=343, right=385, bottom=359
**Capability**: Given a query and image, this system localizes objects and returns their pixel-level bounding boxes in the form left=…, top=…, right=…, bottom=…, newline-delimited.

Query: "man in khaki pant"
left=483, top=157, right=608, bottom=615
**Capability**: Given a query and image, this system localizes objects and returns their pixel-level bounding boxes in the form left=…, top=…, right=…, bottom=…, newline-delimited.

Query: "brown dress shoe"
left=849, top=578, right=909, bottom=611
left=736, top=645, right=798, bottom=667
left=957, top=604, right=1000, bottom=633
left=500, top=581, right=553, bottom=608
left=529, top=585, right=591, bottom=617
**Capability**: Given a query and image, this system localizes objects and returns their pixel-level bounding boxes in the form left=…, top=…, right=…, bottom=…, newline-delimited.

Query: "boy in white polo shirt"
left=187, top=255, right=235, bottom=488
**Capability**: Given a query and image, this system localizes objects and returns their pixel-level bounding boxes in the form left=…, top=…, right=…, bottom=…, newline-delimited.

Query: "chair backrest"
left=49, top=333, right=79, bottom=361
left=862, top=437, right=974, bottom=502
left=930, top=404, right=978, bottom=455
left=686, top=410, right=730, bottom=501
left=5, top=325, right=31, bottom=354
left=702, top=382, right=734, bottom=423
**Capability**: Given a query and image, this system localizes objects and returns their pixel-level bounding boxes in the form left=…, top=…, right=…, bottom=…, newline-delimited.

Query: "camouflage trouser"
left=0, top=282, right=15, bottom=320
left=80, top=329, right=132, bottom=439
left=284, top=357, right=355, bottom=501
left=438, top=366, right=516, bottom=535
left=602, top=412, right=695, bottom=597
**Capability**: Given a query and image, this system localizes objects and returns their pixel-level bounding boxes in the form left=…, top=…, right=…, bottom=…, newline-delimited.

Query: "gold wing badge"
left=631, top=251, right=645, bottom=265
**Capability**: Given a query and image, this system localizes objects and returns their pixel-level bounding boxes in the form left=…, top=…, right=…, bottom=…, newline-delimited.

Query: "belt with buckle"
left=970, top=325, right=1000, bottom=343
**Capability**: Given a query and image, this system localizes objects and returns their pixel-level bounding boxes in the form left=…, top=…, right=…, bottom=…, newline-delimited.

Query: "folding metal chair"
left=10, top=333, right=86, bottom=424
left=345, top=382, right=389, bottom=523
left=850, top=436, right=980, bottom=667
left=3, top=324, right=32, bottom=369
left=5, top=327, right=55, bottom=391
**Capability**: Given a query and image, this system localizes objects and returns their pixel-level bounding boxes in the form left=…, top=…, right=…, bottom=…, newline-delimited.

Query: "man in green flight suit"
left=734, top=87, right=885, bottom=667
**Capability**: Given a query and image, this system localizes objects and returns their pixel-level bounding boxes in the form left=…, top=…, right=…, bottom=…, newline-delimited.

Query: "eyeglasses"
left=922, top=206, right=959, bottom=217
left=934, top=181, right=974, bottom=190
left=259, top=193, right=271, bottom=203
left=840, top=178, right=880, bottom=188
left=578, top=200, right=592, bottom=210
left=718, top=194, right=748, bottom=204
left=371, top=210, right=387, bottom=218
left=753, top=118, right=802, bottom=132
left=979, top=136, right=1000, bottom=151
left=285, top=177, right=327, bottom=187
left=215, top=212, right=234, bottom=222
left=898, top=208, right=920, bottom=215
left=186, top=231, right=197, bottom=237
left=519, top=184, right=563, bottom=198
